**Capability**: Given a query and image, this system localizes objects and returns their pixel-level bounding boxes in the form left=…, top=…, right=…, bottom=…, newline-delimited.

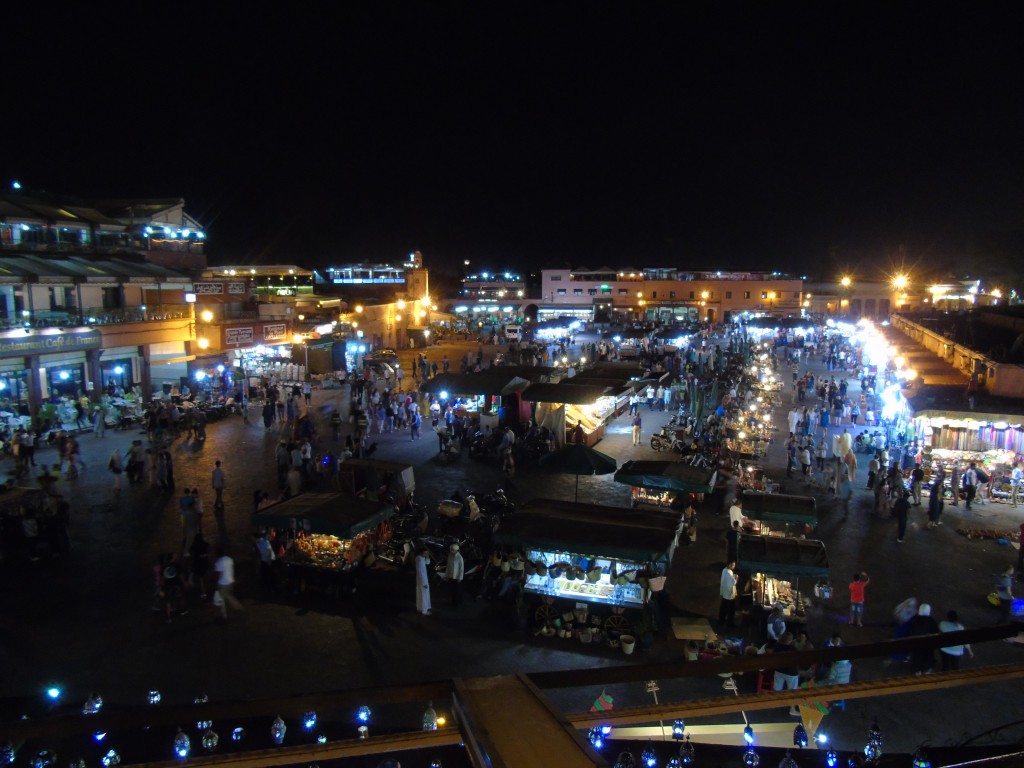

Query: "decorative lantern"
left=271, top=717, right=287, bottom=745
left=173, top=729, right=190, bottom=759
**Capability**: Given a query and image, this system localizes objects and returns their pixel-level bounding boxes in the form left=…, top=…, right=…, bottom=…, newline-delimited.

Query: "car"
left=364, top=348, right=400, bottom=364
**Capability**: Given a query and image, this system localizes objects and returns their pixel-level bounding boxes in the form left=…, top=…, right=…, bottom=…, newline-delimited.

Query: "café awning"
left=614, top=460, right=717, bottom=494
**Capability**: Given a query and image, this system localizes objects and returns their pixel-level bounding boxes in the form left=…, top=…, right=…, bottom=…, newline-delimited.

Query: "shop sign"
left=228, top=282, right=248, bottom=294
left=275, top=288, right=295, bottom=296
left=193, top=282, right=224, bottom=295
left=263, top=323, right=287, bottom=342
left=0, top=329, right=102, bottom=357
left=225, top=327, right=254, bottom=345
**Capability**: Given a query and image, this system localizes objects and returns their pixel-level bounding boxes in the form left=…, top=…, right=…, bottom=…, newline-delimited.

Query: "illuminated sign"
left=0, top=329, right=102, bottom=358
left=224, top=327, right=254, bottom=345
left=227, top=282, right=248, bottom=294
left=193, top=282, right=224, bottom=295
left=263, top=323, right=287, bottom=342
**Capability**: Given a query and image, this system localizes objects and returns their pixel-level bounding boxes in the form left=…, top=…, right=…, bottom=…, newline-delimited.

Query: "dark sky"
left=4, top=5, right=1024, bottom=279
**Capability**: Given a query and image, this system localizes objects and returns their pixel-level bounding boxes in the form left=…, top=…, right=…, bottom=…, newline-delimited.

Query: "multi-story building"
left=538, top=268, right=804, bottom=323
left=460, top=271, right=526, bottom=300
left=0, top=188, right=202, bottom=417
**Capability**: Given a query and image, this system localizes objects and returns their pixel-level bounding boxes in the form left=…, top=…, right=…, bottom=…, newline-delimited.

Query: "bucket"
left=620, top=635, right=636, bottom=655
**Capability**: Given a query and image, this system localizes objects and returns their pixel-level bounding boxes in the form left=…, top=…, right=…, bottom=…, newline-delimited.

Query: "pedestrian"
left=108, top=447, right=124, bottom=491
left=963, top=462, right=979, bottom=510
left=894, top=489, right=910, bottom=543
left=718, top=562, right=737, bottom=626
left=212, top=460, right=226, bottom=508
left=726, top=520, right=740, bottom=564
left=302, top=380, right=312, bottom=405
left=799, top=444, right=811, bottom=478
left=907, top=603, right=939, bottom=674
left=911, top=463, right=924, bottom=506
left=631, top=413, right=642, bottom=446
left=770, top=631, right=802, bottom=716
left=446, top=543, right=464, bottom=607
left=848, top=570, right=870, bottom=627
left=93, top=407, right=106, bottom=438
left=927, top=477, right=945, bottom=528
left=938, top=610, right=973, bottom=671
left=213, top=548, right=244, bottom=619
left=1012, top=462, right=1023, bottom=507
left=415, top=546, right=432, bottom=615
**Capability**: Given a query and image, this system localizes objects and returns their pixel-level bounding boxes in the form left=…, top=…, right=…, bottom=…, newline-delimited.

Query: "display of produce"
left=524, top=550, right=645, bottom=606
left=565, top=404, right=605, bottom=434
left=753, top=574, right=806, bottom=618
left=632, top=487, right=674, bottom=508
left=281, top=534, right=353, bottom=570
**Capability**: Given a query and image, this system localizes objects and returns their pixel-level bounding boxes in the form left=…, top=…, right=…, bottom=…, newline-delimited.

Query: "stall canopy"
left=494, top=499, right=682, bottom=564
left=740, top=490, right=817, bottom=528
left=418, top=372, right=530, bottom=397
left=337, top=459, right=415, bottom=504
left=521, top=383, right=612, bottom=405
left=253, top=493, right=395, bottom=538
left=614, top=460, right=717, bottom=495
left=736, top=534, right=829, bottom=578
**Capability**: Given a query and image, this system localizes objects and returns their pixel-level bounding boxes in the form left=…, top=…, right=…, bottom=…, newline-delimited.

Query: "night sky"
left=5, top=5, right=1024, bottom=281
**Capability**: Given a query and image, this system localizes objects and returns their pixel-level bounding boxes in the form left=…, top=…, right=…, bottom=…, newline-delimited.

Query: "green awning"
left=740, top=490, right=817, bottom=527
left=252, top=493, right=395, bottom=538
left=736, top=534, right=829, bottom=578
left=614, top=461, right=717, bottom=494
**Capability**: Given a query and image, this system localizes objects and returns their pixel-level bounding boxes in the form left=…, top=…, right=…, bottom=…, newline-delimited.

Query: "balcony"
left=0, top=305, right=192, bottom=330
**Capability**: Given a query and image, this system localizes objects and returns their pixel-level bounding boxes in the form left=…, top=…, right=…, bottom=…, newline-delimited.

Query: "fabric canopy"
left=494, top=499, right=682, bottom=565
left=252, top=493, right=395, bottom=538
left=740, top=490, right=817, bottom=527
left=418, top=372, right=530, bottom=397
left=736, top=534, right=829, bottom=578
left=520, top=383, right=612, bottom=404
left=614, top=460, right=717, bottom=494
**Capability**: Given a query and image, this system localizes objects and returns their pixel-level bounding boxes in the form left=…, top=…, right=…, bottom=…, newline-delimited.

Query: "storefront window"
left=101, top=360, right=133, bottom=392
left=47, top=365, right=84, bottom=398
left=0, top=372, right=30, bottom=414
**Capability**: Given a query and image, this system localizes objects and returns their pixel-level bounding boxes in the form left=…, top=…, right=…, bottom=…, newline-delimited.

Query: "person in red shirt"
left=849, top=571, right=870, bottom=627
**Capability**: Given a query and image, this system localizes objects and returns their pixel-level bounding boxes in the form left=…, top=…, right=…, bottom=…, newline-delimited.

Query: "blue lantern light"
left=912, top=748, right=932, bottom=768
left=825, top=749, right=839, bottom=767
left=672, top=719, right=685, bottom=740
left=356, top=705, right=371, bottom=723
left=793, top=723, right=808, bottom=747
left=303, top=712, right=317, bottom=730
left=147, top=690, right=162, bottom=705
left=93, top=732, right=107, bottom=742
left=743, top=723, right=755, bottom=745
left=270, top=716, right=286, bottom=745
left=588, top=727, right=605, bottom=750
left=316, top=734, right=327, bottom=744
left=101, top=750, right=120, bottom=767
left=640, top=741, right=658, bottom=767
left=173, top=728, right=190, bottom=759
left=45, top=686, right=61, bottom=701
left=678, top=735, right=695, bottom=764
left=742, top=747, right=759, bottom=767
left=231, top=728, right=245, bottom=742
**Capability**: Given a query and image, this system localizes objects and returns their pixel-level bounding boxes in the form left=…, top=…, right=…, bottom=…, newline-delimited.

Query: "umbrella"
left=539, top=442, right=618, bottom=502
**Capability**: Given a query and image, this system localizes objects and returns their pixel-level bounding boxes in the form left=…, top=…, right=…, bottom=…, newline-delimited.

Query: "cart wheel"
left=604, top=614, right=632, bottom=634
left=535, top=604, right=560, bottom=624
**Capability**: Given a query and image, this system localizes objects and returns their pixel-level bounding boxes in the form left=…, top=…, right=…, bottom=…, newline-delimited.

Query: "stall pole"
left=645, top=680, right=666, bottom=741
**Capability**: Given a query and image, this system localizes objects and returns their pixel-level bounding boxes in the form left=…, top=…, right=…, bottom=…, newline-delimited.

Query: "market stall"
left=337, top=459, right=415, bottom=506
left=521, top=382, right=615, bottom=447
left=252, top=493, right=397, bottom=598
left=740, top=490, right=817, bottom=535
left=419, top=372, right=532, bottom=431
left=494, top=499, right=682, bottom=645
left=736, top=534, right=829, bottom=627
left=613, top=460, right=717, bottom=510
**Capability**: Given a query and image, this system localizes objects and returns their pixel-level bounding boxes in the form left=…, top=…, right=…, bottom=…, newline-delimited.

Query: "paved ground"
left=2, top=329, right=1024, bottom=757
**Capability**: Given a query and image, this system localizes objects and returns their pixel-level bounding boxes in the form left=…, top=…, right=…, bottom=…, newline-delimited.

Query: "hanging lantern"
left=672, top=720, right=685, bottom=740
left=30, top=750, right=56, bottom=768
left=429, top=761, right=443, bottom=768
left=173, top=729, right=191, bottom=759
left=82, top=694, right=103, bottom=715
left=912, top=748, right=932, bottom=768
left=863, top=719, right=883, bottom=763
left=825, top=749, right=839, bottom=767
left=202, top=728, right=219, bottom=752
left=68, top=759, right=86, bottom=768
left=793, top=723, right=808, bottom=748
left=147, top=690, right=162, bottom=705
left=303, top=712, right=318, bottom=730
left=356, top=705, right=372, bottom=724
left=271, top=717, right=287, bottom=745
left=678, top=735, right=695, bottom=764
left=779, top=750, right=800, bottom=768
left=193, top=693, right=209, bottom=705
left=0, top=742, right=14, bottom=765
left=357, top=726, right=369, bottom=740
left=743, top=724, right=755, bottom=745
left=588, top=727, right=606, bottom=750
left=101, top=750, right=120, bottom=767
left=847, top=756, right=865, bottom=768
left=640, top=741, right=658, bottom=768
left=613, top=752, right=636, bottom=768
left=231, top=728, right=245, bottom=742
left=742, top=747, right=760, bottom=767
left=316, top=734, right=327, bottom=745
left=666, top=759, right=682, bottom=768
left=196, top=720, right=213, bottom=731
left=422, top=702, right=438, bottom=731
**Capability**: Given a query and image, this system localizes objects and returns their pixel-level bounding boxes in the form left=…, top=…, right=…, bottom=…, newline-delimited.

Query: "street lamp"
left=893, top=274, right=908, bottom=290
left=839, top=276, right=852, bottom=315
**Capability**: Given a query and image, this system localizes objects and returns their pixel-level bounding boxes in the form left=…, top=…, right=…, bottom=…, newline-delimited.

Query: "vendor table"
left=670, top=616, right=718, bottom=643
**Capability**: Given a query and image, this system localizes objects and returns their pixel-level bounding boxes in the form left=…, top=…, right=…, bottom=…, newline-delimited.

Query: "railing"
left=0, top=305, right=192, bottom=330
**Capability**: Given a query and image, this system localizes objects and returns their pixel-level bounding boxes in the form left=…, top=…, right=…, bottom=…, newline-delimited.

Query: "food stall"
left=252, top=493, right=397, bottom=598
left=337, top=459, right=415, bottom=506
left=740, top=490, right=817, bottom=536
left=736, top=534, right=830, bottom=627
left=419, top=372, right=533, bottom=432
left=494, top=498, right=682, bottom=645
left=613, top=460, right=717, bottom=511
left=521, top=383, right=616, bottom=448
